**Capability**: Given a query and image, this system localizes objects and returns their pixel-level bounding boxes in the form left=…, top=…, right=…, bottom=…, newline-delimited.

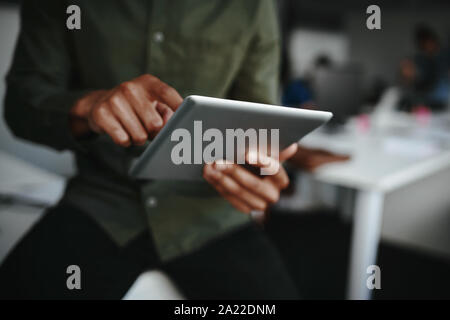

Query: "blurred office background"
left=0, top=0, right=450, bottom=299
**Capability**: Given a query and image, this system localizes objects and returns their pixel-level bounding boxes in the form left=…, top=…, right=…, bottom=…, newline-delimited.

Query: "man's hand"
left=70, top=74, right=183, bottom=146
left=203, top=144, right=298, bottom=214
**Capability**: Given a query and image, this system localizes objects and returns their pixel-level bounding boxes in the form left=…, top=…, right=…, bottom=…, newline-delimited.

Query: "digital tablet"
left=129, top=95, right=332, bottom=180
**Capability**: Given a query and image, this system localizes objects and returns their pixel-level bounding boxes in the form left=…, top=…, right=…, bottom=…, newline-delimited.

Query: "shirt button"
left=153, top=31, right=164, bottom=43
left=146, top=196, right=158, bottom=209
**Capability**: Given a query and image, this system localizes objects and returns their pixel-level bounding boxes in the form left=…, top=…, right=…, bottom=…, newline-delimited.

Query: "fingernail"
left=117, top=131, right=129, bottom=143
left=153, top=118, right=163, bottom=127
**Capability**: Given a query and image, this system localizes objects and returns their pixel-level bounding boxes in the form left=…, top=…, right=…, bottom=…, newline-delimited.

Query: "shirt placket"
left=142, top=0, right=168, bottom=214
left=146, top=0, right=167, bottom=77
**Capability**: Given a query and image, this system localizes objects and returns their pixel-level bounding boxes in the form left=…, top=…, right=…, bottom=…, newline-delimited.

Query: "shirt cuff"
left=40, top=90, right=94, bottom=153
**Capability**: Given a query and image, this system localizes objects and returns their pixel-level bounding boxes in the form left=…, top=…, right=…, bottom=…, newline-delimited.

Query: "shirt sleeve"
left=228, top=0, right=281, bottom=105
left=3, top=0, right=88, bottom=152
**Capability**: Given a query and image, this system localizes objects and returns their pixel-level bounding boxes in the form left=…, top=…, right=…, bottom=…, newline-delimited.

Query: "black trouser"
left=0, top=203, right=299, bottom=299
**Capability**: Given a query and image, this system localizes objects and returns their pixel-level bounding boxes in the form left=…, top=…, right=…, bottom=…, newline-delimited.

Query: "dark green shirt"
left=4, top=0, right=281, bottom=261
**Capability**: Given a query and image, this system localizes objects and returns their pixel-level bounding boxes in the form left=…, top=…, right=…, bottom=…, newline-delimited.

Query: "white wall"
left=0, top=5, right=75, bottom=176
left=288, top=29, right=349, bottom=78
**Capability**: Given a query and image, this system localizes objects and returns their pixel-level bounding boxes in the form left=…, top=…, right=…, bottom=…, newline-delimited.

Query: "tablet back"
left=130, top=95, right=332, bottom=180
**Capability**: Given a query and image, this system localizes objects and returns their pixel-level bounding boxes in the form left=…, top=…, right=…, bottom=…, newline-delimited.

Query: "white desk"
left=301, top=112, right=450, bottom=300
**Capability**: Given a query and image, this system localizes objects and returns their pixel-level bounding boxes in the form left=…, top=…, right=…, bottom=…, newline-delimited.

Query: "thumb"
left=279, top=143, right=299, bottom=162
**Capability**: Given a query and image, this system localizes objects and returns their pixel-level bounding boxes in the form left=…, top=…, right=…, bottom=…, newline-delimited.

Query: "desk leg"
left=347, top=190, right=384, bottom=300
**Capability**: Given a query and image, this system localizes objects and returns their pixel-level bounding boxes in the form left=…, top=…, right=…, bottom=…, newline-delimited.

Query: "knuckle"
left=227, top=182, right=241, bottom=195
left=254, top=185, right=266, bottom=197
left=248, top=178, right=260, bottom=190
left=147, top=100, right=158, bottom=109
left=108, top=95, right=121, bottom=107
left=157, top=82, right=170, bottom=96
left=119, top=82, right=134, bottom=93
left=110, top=103, right=121, bottom=115
left=93, top=104, right=107, bottom=121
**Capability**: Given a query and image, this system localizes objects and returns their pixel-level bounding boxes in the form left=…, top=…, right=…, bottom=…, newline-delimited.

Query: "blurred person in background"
left=399, top=24, right=450, bottom=111
left=281, top=54, right=349, bottom=171
left=282, top=55, right=333, bottom=108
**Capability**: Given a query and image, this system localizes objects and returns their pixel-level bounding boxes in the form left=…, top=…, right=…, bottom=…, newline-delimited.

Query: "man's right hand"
left=70, top=74, right=183, bottom=147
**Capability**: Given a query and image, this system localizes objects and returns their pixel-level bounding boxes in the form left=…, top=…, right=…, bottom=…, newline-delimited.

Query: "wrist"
left=69, top=90, right=107, bottom=138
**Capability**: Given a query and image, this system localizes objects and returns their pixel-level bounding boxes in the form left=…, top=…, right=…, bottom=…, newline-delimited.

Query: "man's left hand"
left=203, top=144, right=298, bottom=214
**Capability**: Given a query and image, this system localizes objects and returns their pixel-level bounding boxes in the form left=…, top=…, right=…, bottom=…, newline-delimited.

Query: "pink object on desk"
left=413, top=105, right=431, bottom=127
left=356, top=114, right=371, bottom=133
